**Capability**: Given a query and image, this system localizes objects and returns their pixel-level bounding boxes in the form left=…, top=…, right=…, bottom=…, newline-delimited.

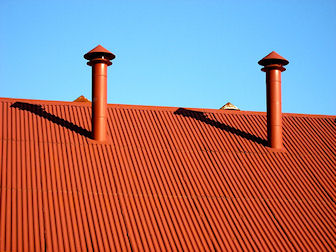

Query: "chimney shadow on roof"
left=174, top=108, right=267, bottom=147
left=11, top=102, right=91, bottom=138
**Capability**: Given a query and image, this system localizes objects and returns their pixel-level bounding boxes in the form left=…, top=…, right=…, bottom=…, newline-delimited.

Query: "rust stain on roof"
left=0, top=97, right=335, bottom=251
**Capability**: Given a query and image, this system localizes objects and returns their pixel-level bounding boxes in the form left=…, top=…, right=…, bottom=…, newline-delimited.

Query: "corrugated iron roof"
left=0, top=97, right=335, bottom=251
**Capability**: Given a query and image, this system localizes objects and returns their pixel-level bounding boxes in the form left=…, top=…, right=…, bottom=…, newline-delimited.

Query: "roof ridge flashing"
left=0, top=97, right=334, bottom=118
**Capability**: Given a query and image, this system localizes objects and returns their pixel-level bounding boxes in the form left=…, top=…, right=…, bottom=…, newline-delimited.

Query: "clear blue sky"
left=1, top=0, right=335, bottom=115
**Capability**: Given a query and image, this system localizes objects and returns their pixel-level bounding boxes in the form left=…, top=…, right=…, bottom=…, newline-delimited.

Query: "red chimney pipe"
left=258, top=51, right=289, bottom=150
left=84, top=45, right=115, bottom=142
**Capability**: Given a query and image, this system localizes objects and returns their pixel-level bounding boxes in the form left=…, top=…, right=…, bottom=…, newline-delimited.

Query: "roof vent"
left=84, top=45, right=115, bottom=142
left=259, top=51, right=289, bottom=150
left=220, top=102, right=240, bottom=111
left=73, top=95, right=90, bottom=102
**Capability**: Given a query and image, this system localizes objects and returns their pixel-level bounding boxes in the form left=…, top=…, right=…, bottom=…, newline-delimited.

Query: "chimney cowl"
left=258, top=51, right=289, bottom=67
left=84, top=44, right=116, bottom=61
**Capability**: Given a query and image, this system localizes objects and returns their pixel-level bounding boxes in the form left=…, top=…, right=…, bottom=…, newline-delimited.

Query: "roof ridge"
left=0, top=97, right=334, bottom=118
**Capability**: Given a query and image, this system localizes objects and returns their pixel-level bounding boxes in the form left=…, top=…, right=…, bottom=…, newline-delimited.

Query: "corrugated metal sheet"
left=0, top=97, right=335, bottom=251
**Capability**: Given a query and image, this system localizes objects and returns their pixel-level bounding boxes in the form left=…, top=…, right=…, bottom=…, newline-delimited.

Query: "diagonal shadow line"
left=11, top=102, right=91, bottom=138
left=174, top=108, right=268, bottom=147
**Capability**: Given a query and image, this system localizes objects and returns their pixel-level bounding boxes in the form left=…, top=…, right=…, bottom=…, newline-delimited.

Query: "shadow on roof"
left=11, top=102, right=91, bottom=138
left=174, top=108, right=267, bottom=147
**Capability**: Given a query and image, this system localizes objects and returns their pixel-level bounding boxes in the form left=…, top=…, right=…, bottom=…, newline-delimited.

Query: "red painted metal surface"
left=84, top=44, right=116, bottom=61
left=0, top=97, right=335, bottom=251
left=258, top=51, right=289, bottom=66
left=84, top=45, right=115, bottom=142
left=259, top=51, right=289, bottom=150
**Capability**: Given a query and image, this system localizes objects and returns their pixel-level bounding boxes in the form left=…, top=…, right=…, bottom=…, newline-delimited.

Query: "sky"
left=1, top=0, right=335, bottom=115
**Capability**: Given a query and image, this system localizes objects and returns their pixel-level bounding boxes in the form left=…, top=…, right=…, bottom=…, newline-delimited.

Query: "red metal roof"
left=0, top=97, right=335, bottom=251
